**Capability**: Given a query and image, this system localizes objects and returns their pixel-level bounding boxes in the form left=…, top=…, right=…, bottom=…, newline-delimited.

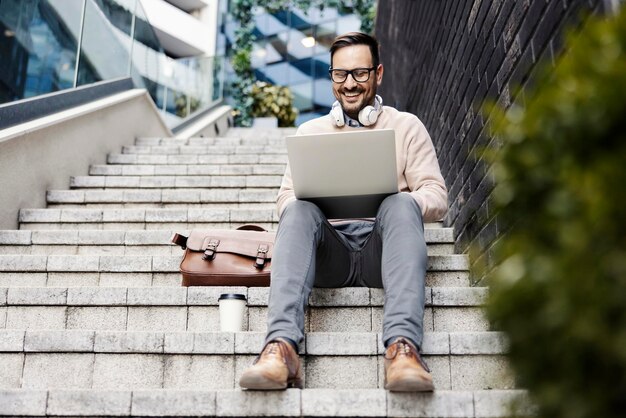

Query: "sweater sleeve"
left=276, top=123, right=312, bottom=217
left=276, top=162, right=297, bottom=217
left=404, top=120, right=448, bottom=222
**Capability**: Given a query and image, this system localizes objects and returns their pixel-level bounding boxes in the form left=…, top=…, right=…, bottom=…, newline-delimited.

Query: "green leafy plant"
left=481, top=8, right=626, bottom=418
left=230, top=0, right=256, bottom=127
left=174, top=93, right=200, bottom=118
left=250, top=81, right=298, bottom=127
left=230, top=0, right=376, bottom=127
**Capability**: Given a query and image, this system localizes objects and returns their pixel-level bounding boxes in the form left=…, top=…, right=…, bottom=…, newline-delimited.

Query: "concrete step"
left=107, top=153, right=289, bottom=165
left=222, top=127, right=298, bottom=136
left=89, top=164, right=286, bottom=176
left=18, top=209, right=447, bottom=230
left=0, top=228, right=454, bottom=245
left=0, top=388, right=531, bottom=417
left=46, top=202, right=281, bottom=210
left=19, top=221, right=280, bottom=231
left=68, top=175, right=283, bottom=189
left=47, top=188, right=279, bottom=204
left=0, top=229, right=456, bottom=257
left=0, top=352, right=510, bottom=392
left=121, top=145, right=288, bottom=155
left=135, top=135, right=286, bottom=147
left=0, top=286, right=489, bottom=333
left=0, top=331, right=511, bottom=391
left=135, top=136, right=289, bottom=147
left=0, top=254, right=469, bottom=274
left=19, top=207, right=280, bottom=225
left=19, top=208, right=454, bottom=230
left=0, top=330, right=507, bottom=356
left=0, top=285, right=484, bottom=306
left=0, top=269, right=472, bottom=289
left=0, top=242, right=455, bottom=257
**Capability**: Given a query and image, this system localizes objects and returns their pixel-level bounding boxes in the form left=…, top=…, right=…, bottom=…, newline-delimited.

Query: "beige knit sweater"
left=277, top=106, right=448, bottom=223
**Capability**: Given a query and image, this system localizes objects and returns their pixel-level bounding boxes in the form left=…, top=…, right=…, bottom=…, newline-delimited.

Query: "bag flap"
left=185, top=229, right=275, bottom=258
left=201, top=236, right=273, bottom=258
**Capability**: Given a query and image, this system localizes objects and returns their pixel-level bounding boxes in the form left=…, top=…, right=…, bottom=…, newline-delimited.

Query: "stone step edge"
left=17, top=222, right=444, bottom=230
left=0, top=228, right=454, bottom=245
left=46, top=188, right=281, bottom=204
left=0, top=388, right=532, bottom=417
left=18, top=209, right=444, bottom=225
left=134, top=138, right=291, bottom=145
left=71, top=174, right=284, bottom=181
left=107, top=154, right=288, bottom=165
left=121, top=147, right=289, bottom=155
left=0, top=254, right=470, bottom=273
left=0, top=286, right=486, bottom=308
left=18, top=208, right=280, bottom=224
left=131, top=142, right=288, bottom=149
left=0, top=271, right=468, bottom=290
left=88, top=164, right=286, bottom=176
left=129, top=141, right=291, bottom=145
left=0, top=330, right=508, bottom=356
left=112, top=150, right=288, bottom=155
left=132, top=140, right=291, bottom=146
left=68, top=183, right=283, bottom=190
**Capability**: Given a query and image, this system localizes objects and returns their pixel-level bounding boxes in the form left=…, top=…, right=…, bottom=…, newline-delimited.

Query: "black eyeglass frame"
left=328, top=66, right=377, bottom=83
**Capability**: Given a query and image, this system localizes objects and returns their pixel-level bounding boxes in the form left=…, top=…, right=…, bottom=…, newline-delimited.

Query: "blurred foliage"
left=231, top=0, right=256, bottom=127
left=174, top=94, right=200, bottom=118
left=481, top=7, right=626, bottom=418
left=230, top=0, right=376, bottom=127
left=250, top=81, right=298, bottom=127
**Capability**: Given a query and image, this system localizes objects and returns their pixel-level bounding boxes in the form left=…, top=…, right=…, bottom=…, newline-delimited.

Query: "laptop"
left=286, top=129, right=398, bottom=219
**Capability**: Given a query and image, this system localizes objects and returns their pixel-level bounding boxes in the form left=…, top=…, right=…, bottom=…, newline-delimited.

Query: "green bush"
left=482, top=8, right=626, bottom=418
left=250, top=81, right=298, bottom=127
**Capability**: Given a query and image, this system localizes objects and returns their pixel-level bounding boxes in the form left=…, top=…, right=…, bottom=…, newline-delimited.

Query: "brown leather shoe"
left=384, top=337, right=434, bottom=392
left=239, top=338, right=303, bottom=390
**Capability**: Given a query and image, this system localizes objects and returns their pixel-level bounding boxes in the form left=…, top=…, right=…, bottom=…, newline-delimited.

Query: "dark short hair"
left=330, top=32, right=380, bottom=68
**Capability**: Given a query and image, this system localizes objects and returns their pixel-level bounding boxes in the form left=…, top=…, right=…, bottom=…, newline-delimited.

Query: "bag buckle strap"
left=171, top=233, right=188, bottom=250
left=203, top=239, right=220, bottom=261
left=254, top=244, right=269, bottom=269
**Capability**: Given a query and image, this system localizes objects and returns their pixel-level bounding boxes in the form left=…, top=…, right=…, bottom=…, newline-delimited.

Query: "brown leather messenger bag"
left=171, top=225, right=275, bottom=287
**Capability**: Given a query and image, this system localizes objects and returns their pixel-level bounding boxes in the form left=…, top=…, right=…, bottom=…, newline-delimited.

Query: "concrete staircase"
left=0, top=128, right=529, bottom=417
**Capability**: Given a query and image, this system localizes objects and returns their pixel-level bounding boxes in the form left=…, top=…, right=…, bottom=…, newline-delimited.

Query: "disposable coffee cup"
left=218, top=293, right=247, bottom=332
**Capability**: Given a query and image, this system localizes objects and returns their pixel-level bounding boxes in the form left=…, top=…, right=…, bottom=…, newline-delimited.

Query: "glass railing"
left=0, top=0, right=223, bottom=128
left=157, top=53, right=225, bottom=126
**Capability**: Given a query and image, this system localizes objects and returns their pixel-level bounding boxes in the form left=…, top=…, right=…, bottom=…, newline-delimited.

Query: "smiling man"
left=239, top=32, right=448, bottom=392
left=330, top=38, right=382, bottom=124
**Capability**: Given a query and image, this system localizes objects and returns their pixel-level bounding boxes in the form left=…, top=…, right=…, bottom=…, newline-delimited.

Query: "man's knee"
left=377, top=193, right=423, bottom=223
left=279, top=200, right=326, bottom=226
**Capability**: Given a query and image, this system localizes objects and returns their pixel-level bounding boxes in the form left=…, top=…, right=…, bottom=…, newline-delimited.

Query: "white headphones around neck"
left=330, top=95, right=383, bottom=127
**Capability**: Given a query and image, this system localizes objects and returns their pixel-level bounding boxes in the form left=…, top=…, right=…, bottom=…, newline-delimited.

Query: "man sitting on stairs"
left=239, top=32, right=448, bottom=392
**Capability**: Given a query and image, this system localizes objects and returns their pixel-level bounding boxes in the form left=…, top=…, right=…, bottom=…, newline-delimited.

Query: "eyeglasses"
left=328, top=67, right=376, bottom=83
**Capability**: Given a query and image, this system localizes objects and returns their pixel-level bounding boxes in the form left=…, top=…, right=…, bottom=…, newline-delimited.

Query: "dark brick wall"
left=376, top=0, right=606, bottom=277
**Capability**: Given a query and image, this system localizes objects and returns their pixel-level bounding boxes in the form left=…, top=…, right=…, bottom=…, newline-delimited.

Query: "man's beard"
left=339, top=88, right=375, bottom=120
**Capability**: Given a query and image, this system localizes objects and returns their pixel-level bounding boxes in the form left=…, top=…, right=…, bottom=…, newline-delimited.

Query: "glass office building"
left=219, top=5, right=363, bottom=125
left=0, top=0, right=223, bottom=126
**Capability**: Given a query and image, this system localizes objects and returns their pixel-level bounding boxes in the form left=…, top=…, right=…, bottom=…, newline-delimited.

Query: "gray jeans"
left=265, top=193, right=428, bottom=350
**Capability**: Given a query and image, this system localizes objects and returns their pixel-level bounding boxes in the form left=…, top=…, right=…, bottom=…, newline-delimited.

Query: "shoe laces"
left=253, top=340, right=285, bottom=365
left=396, top=340, right=413, bottom=356
left=265, top=342, right=280, bottom=356
left=385, top=338, right=414, bottom=360
left=384, top=338, right=431, bottom=372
